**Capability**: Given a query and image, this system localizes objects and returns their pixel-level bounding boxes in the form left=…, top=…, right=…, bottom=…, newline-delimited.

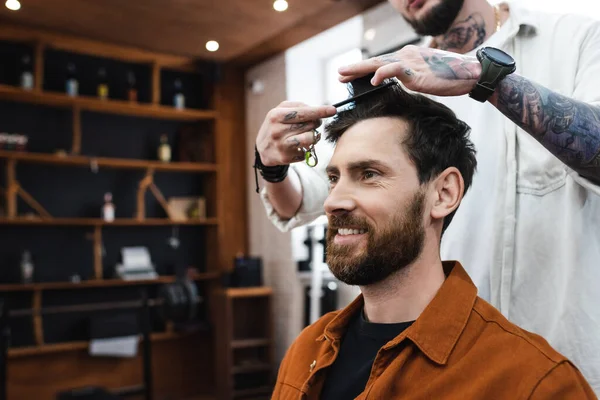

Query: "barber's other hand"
left=338, top=45, right=482, bottom=97
left=256, top=101, right=336, bottom=167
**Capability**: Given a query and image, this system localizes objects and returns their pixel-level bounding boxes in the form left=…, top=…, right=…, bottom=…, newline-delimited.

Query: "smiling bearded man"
left=270, top=77, right=595, bottom=400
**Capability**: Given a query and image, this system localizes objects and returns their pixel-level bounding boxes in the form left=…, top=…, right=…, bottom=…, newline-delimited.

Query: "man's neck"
left=359, top=246, right=446, bottom=324
left=433, top=0, right=501, bottom=54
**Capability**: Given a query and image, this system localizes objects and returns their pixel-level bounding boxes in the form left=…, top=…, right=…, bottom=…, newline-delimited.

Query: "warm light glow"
left=205, top=40, right=219, bottom=52
left=364, top=29, right=376, bottom=41
left=273, top=0, right=288, bottom=12
left=5, top=0, right=21, bottom=11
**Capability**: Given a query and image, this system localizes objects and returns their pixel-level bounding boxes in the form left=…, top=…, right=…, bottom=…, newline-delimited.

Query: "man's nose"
left=324, top=182, right=357, bottom=216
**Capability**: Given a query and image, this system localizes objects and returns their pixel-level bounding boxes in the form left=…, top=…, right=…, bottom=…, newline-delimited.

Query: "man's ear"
left=430, top=167, right=464, bottom=221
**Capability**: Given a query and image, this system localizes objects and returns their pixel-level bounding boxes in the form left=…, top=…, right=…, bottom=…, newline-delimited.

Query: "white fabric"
left=260, top=2, right=600, bottom=393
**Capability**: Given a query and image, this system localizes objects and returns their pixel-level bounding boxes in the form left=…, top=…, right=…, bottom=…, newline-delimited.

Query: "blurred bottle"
left=173, top=78, right=185, bottom=109
left=127, top=71, right=137, bottom=102
left=20, top=250, right=34, bottom=284
left=102, top=192, right=115, bottom=222
left=20, top=54, right=34, bottom=90
left=158, top=134, right=171, bottom=162
left=66, top=62, right=79, bottom=97
left=97, top=67, right=109, bottom=100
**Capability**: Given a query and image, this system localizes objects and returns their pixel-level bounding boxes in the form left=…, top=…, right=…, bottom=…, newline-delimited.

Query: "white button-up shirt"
left=260, top=2, right=600, bottom=393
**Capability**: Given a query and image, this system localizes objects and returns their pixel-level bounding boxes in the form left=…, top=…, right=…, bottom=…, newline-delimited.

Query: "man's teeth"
left=337, top=228, right=367, bottom=236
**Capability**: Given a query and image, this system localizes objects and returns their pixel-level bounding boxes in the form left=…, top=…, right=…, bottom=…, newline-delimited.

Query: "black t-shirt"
left=320, top=311, right=414, bottom=400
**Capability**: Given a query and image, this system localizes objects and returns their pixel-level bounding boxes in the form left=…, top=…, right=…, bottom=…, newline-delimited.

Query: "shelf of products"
left=0, top=150, right=218, bottom=173
left=0, top=84, right=217, bottom=121
left=0, top=217, right=219, bottom=226
left=0, top=271, right=220, bottom=292
left=8, top=328, right=207, bottom=358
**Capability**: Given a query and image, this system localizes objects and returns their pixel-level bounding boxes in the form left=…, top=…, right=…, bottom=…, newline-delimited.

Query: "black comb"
left=332, top=80, right=396, bottom=108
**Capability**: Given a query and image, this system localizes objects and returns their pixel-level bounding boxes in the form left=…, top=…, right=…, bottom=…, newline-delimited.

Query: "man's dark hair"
left=326, top=76, right=477, bottom=235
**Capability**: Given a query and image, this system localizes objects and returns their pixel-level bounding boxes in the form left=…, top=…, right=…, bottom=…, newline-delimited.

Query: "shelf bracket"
left=5, top=159, right=52, bottom=219
left=93, top=226, right=103, bottom=279
left=136, top=168, right=174, bottom=220
left=71, top=105, right=81, bottom=155
left=32, top=290, right=44, bottom=346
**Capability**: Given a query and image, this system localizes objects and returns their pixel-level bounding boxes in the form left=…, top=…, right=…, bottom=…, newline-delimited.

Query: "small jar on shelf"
left=158, top=134, right=171, bottom=162
left=97, top=67, right=109, bottom=100
left=102, top=192, right=115, bottom=222
left=20, top=54, right=34, bottom=90
left=173, top=79, right=185, bottom=110
left=127, top=71, right=138, bottom=102
left=66, top=62, right=79, bottom=97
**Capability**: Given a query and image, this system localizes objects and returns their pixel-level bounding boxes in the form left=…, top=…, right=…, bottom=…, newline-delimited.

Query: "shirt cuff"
left=259, top=164, right=328, bottom=232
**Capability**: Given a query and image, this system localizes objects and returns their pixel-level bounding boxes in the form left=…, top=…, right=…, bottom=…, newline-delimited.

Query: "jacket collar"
left=318, top=261, right=478, bottom=365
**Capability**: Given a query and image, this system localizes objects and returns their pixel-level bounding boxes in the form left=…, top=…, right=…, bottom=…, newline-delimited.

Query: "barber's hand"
left=256, top=101, right=336, bottom=166
left=338, top=45, right=482, bottom=97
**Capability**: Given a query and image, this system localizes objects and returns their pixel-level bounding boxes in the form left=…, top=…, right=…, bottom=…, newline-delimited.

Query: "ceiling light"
left=5, top=0, right=21, bottom=11
left=364, top=29, right=376, bottom=41
left=273, top=0, right=288, bottom=12
left=205, top=40, right=219, bottom=52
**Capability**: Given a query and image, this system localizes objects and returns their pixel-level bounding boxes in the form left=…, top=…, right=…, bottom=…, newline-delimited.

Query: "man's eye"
left=362, top=170, right=378, bottom=180
left=328, top=175, right=338, bottom=184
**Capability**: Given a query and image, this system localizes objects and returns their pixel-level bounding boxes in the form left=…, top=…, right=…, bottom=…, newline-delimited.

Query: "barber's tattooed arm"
left=338, top=46, right=600, bottom=183
left=492, top=75, right=600, bottom=182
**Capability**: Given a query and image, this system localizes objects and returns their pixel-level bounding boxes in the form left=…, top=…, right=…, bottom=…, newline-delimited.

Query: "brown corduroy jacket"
left=272, top=261, right=596, bottom=399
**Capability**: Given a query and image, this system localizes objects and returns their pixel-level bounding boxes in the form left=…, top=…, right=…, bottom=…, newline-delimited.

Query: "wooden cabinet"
left=215, top=287, right=275, bottom=400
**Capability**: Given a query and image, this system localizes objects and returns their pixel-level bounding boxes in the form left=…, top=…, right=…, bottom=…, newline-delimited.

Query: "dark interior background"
left=0, top=40, right=215, bottom=347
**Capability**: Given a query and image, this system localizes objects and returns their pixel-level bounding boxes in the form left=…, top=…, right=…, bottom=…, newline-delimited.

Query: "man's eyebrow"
left=346, top=159, right=390, bottom=173
left=326, top=159, right=390, bottom=175
left=325, top=165, right=339, bottom=175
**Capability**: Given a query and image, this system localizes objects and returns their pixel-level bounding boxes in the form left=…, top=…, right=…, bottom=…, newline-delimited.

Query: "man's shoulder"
left=294, top=310, right=342, bottom=344
left=471, top=297, right=567, bottom=367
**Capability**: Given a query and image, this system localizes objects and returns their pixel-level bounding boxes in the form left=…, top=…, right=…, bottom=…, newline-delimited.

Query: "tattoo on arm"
left=496, top=74, right=600, bottom=182
left=421, top=50, right=480, bottom=80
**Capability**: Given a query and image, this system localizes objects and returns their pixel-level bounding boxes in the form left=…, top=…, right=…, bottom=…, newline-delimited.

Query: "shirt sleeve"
left=528, top=361, right=597, bottom=400
left=259, top=140, right=333, bottom=232
left=568, top=19, right=600, bottom=192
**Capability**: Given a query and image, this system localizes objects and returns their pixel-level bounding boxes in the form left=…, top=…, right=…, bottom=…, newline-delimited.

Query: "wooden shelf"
left=0, top=150, right=218, bottom=173
left=233, top=386, right=272, bottom=398
left=8, top=329, right=207, bottom=358
left=231, top=338, right=271, bottom=349
left=232, top=363, right=272, bottom=374
left=0, top=271, right=220, bottom=292
left=0, top=84, right=217, bottom=121
left=226, top=287, right=273, bottom=298
left=0, top=217, right=219, bottom=226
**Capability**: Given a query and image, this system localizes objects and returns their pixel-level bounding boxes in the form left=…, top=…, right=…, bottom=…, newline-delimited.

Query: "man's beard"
left=326, top=189, right=426, bottom=286
left=402, top=0, right=465, bottom=36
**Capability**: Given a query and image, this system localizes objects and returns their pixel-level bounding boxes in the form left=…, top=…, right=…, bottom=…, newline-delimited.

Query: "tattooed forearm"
left=421, top=50, right=480, bottom=80
left=438, top=13, right=486, bottom=51
left=496, top=74, right=600, bottom=181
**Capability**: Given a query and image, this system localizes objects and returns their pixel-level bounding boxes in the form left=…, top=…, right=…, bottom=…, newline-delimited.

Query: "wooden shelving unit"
left=0, top=22, right=248, bottom=400
left=8, top=328, right=207, bottom=358
left=0, top=217, right=219, bottom=226
left=0, top=83, right=217, bottom=121
left=216, top=287, right=275, bottom=400
left=0, top=150, right=218, bottom=173
left=0, top=271, right=220, bottom=292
